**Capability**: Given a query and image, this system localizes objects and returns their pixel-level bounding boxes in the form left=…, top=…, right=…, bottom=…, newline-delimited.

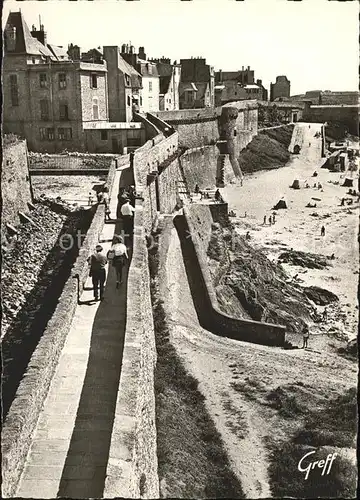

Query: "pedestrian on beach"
left=302, top=325, right=310, bottom=349
left=246, top=231, right=251, bottom=240
left=322, top=307, right=328, bottom=322
left=215, top=189, right=222, bottom=202
left=120, top=199, right=136, bottom=240
left=88, top=244, right=107, bottom=301
left=321, top=225, right=325, bottom=236
left=341, top=198, right=345, bottom=206
left=263, top=215, right=267, bottom=225
left=97, top=190, right=104, bottom=204
left=272, top=213, right=276, bottom=224
left=108, top=235, right=129, bottom=288
left=194, top=183, right=200, bottom=194
left=88, top=192, right=94, bottom=206
left=268, top=215, right=272, bottom=225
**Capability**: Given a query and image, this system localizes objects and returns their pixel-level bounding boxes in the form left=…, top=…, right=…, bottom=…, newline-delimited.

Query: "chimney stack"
left=139, top=46, right=146, bottom=60
left=31, top=23, right=47, bottom=47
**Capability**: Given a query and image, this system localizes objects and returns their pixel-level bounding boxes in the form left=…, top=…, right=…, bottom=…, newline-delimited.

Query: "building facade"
left=179, top=57, right=215, bottom=109
left=120, top=45, right=160, bottom=113
left=214, top=68, right=267, bottom=105
left=103, top=46, right=142, bottom=122
left=151, top=58, right=181, bottom=111
left=3, top=12, right=109, bottom=152
left=270, top=75, right=291, bottom=101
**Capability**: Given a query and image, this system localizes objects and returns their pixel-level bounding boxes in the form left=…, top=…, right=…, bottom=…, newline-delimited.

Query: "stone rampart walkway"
left=15, top=167, right=132, bottom=499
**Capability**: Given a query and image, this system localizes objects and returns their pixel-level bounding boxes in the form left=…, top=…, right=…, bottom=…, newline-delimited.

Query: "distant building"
left=120, top=45, right=160, bottom=112
left=151, top=58, right=181, bottom=111
left=214, top=68, right=267, bottom=105
left=290, top=90, right=359, bottom=106
left=270, top=75, right=290, bottom=101
left=179, top=57, right=215, bottom=109
left=103, top=46, right=142, bottom=122
left=3, top=12, right=109, bottom=152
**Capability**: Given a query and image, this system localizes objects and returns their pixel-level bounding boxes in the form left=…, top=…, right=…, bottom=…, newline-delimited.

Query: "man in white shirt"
left=120, top=199, right=135, bottom=240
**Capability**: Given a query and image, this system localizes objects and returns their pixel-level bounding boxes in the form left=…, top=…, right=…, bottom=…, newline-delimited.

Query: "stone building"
left=214, top=68, right=267, bottom=105
left=120, top=45, right=160, bottom=112
left=270, top=75, right=291, bottom=101
left=3, top=12, right=109, bottom=152
left=103, top=46, right=143, bottom=122
left=179, top=57, right=215, bottom=109
left=150, top=58, right=181, bottom=111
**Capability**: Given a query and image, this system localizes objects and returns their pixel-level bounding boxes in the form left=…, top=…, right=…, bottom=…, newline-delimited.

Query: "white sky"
left=3, top=0, right=359, bottom=95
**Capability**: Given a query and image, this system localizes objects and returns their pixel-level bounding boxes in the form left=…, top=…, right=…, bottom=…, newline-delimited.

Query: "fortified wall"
left=2, top=137, right=33, bottom=231
left=303, top=103, right=359, bottom=135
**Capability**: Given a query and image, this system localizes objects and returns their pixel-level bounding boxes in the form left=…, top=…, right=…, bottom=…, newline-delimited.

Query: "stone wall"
left=303, top=104, right=359, bottom=135
left=180, top=145, right=233, bottom=191
left=1, top=161, right=116, bottom=498
left=104, top=199, right=159, bottom=499
left=175, top=205, right=286, bottom=347
left=152, top=108, right=221, bottom=149
left=2, top=137, right=33, bottom=228
left=28, top=152, right=115, bottom=170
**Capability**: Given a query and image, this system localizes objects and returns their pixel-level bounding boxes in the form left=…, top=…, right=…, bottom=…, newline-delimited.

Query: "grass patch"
left=267, top=387, right=357, bottom=498
left=149, top=230, right=245, bottom=499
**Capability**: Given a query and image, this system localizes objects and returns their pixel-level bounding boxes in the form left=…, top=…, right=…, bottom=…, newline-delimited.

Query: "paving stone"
left=17, top=479, right=59, bottom=498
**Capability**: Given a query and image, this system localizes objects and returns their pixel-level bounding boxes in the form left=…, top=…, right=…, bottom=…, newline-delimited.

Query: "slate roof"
left=48, top=44, right=69, bottom=60
left=117, top=51, right=142, bottom=88
left=4, top=12, right=54, bottom=58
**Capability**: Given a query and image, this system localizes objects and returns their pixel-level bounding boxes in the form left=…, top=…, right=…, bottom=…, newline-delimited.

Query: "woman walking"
left=108, top=235, right=128, bottom=287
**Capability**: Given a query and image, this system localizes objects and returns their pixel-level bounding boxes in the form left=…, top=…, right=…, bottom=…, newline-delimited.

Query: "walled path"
left=15, top=167, right=132, bottom=499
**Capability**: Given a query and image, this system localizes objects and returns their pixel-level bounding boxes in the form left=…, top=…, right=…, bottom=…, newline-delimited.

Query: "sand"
left=223, top=122, right=359, bottom=343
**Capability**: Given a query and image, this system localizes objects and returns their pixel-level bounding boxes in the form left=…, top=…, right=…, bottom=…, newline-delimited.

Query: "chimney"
left=257, top=79, right=262, bottom=85
left=247, top=65, right=250, bottom=70
left=242, top=66, right=244, bottom=71
left=219, top=69, right=222, bottom=81
left=31, top=24, right=47, bottom=46
left=67, top=43, right=80, bottom=61
left=129, top=45, right=135, bottom=54
left=121, top=43, right=127, bottom=53
left=139, top=46, right=146, bottom=60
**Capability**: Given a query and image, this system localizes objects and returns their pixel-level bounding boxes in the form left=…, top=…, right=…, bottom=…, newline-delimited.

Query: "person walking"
left=88, top=192, right=94, bottom=206
left=108, top=235, right=128, bottom=288
left=268, top=215, right=272, bottom=225
left=302, top=325, right=310, bottom=349
left=321, top=225, right=326, bottom=237
left=88, top=244, right=107, bottom=301
left=272, top=213, right=276, bottom=224
left=322, top=307, right=328, bottom=322
left=263, top=215, right=267, bottom=225
left=120, top=199, right=136, bottom=240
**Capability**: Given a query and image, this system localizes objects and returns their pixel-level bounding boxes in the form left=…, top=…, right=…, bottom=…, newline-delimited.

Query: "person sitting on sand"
left=312, top=171, right=318, bottom=177
left=302, top=325, right=310, bottom=349
left=317, top=183, right=322, bottom=189
left=246, top=231, right=251, bottom=240
left=313, top=183, right=317, bottom=188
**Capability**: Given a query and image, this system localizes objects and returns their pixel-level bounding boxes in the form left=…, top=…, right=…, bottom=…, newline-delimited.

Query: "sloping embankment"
left=239, top=125, right=295, bottom=174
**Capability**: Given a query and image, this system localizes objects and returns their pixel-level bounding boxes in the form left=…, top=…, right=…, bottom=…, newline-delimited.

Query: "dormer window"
left=5, top=26, right=16, bottom=51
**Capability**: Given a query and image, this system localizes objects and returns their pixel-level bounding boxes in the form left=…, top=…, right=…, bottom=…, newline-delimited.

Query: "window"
left=58, top=127, right=72, bottom=140
left=40, top=99, right=49, bottom=120
left=92, top=97, right=99, bottom=120
left=90, top=74, right=98, bottom=89
left=59, top=103, right=69, bottom=121
left=140, top=96, right=142, bottom=106
left=100, top=130, right=108, bottom=141
left=10, top=75, right=19, bottom=106
left=149, top=81, right=152, bottom=92
left=234, top=128, right=237, bottom=137
left=125, top=74, right=130, bottom=86
left=127, top=95, right=131, bottom=106
left=58, top=73, right=67, bottom=89
left=40, top=127, right=55, bottom=141
left=40, top=73, right=47, bottom=88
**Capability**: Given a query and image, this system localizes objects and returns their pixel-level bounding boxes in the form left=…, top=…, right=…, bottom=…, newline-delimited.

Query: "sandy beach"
left=223, top=122, right=359, bottom=343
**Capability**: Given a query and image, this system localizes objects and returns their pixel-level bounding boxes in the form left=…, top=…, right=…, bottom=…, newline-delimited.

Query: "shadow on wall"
left=173, top=213, right=286, bottom=347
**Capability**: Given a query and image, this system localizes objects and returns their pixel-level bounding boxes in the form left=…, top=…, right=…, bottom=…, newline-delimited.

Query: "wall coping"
left=182, top=206, right=286, bottom=346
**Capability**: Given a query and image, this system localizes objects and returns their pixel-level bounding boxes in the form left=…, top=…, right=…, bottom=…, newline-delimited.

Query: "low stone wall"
left=176, top=205, right=286, bottom=347
left=28, top=153, right=114, bottom=170
left=104, top=199, right=158, bottom=499
left=1, top=161, right=116, bottom=498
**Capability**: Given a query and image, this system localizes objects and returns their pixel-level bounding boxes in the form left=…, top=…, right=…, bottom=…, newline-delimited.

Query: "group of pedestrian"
left=263, top=213, right=276, bottom=225
left=87, top=233, right=130, bottom=301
